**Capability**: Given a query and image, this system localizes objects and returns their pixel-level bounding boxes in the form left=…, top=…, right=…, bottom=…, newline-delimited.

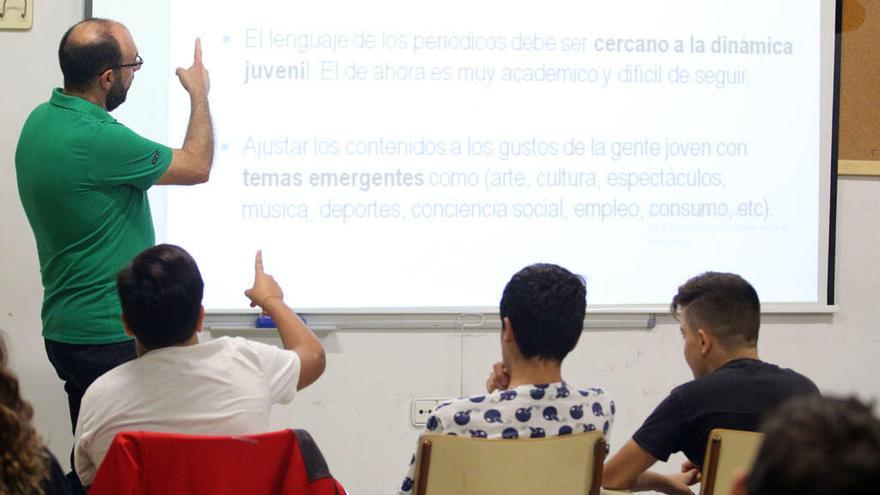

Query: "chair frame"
left=699, top=428, right=763, bottom=495
left=701, top=433, right=725, bottom=495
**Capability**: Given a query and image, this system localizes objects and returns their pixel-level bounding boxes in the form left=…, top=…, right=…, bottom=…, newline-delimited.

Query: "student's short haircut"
left=117, top=244, right=204, bottom=349
left=499, top=263, right=586, bottom=362
left=747, top=395, right=880, bottom=495
left=58, top=18, right=122, bottom=92
left=670, top=272, right=760, bottom=348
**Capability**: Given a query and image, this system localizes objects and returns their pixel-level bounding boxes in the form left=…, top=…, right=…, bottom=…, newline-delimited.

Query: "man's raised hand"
left=175, top=38, right=210, bottom=99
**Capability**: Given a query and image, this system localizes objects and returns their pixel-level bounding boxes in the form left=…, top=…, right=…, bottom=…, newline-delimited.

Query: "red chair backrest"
left=88, top=429, right=345, bottom=495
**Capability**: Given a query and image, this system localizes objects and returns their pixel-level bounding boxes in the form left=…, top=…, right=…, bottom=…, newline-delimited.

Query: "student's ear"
left=121, top=313, right=134, bottom=337
left=730, top=469, right=749, bottom=495
left=697, top=328, right=713, bottom=356
left=194, top=305, right=206, bottom=334
left=501, top=317, right=515, bottom=343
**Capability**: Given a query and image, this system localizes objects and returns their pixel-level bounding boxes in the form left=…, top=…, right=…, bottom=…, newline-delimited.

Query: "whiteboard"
left=88, top=0, right=838, bottom=314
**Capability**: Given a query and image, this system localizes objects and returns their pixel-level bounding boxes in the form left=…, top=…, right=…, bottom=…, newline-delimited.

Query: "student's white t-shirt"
left=74, top=336, right=301, bottom=486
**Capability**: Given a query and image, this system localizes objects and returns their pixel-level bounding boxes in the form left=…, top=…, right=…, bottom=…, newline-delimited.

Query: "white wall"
left=0, top=0, right=85, bottom=466
left=2, top=4, right=879, bottom=494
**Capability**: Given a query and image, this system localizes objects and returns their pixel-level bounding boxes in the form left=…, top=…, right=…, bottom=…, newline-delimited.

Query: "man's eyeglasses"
left=100, top=54, right=144, bottom=74
left=117, top=54, right=144, bottom=70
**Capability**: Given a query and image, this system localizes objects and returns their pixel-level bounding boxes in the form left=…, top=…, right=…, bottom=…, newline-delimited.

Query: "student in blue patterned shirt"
left=396, top=263, right=615, bottom=494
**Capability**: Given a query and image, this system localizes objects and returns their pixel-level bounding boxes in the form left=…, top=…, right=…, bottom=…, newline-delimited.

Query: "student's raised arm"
left=244, top=250, right=326, bottom=390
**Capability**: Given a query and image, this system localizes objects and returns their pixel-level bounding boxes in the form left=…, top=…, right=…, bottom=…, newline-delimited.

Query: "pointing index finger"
left=255, top=249, right=264, bottom=275
left=194, top=37, right=203, bottom=65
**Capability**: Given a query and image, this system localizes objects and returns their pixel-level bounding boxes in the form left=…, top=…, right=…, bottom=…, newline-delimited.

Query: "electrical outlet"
left=411, top=398, right=447, bottom=427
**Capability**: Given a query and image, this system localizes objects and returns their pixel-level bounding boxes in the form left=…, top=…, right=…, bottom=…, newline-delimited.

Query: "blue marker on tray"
left=256, top=315, right=275, bottom=328
left=256, top=313, right=307, bottom=328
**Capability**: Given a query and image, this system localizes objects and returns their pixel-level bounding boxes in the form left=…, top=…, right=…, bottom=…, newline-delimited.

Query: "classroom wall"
left=0, top=0, right=85, bottom=469
left=2, top=4, right=878, bottom=494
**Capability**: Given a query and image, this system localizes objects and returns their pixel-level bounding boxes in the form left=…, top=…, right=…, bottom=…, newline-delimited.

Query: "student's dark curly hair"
left=0, top=334, right=48, bottom=495
left=748, top=395, right=880, bottom=494
left=499, top=263, right=586, bottom=362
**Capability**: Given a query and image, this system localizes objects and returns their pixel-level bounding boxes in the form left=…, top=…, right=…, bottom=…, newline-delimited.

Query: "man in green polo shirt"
left=15, top=18, right=213, bottom=492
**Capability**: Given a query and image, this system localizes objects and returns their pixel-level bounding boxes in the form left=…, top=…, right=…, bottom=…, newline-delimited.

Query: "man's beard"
left=106, top=76, right=128, bottom=112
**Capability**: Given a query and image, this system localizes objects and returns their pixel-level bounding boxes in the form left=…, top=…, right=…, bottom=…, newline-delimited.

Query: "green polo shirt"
left=15, top=88, right=172, bottom=344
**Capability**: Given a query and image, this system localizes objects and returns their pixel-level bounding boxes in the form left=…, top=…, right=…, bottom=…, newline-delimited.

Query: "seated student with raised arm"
left=732, top=394, right=880, bottom=495
left=396, top=263, right=615, bottom=494
left=602, top=272, right=820, bottom=495
left=73, top=244, right=326, bottom=487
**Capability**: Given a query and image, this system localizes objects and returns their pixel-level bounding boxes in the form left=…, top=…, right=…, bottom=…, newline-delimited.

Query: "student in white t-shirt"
left=74, top=244, right=326, bottom=486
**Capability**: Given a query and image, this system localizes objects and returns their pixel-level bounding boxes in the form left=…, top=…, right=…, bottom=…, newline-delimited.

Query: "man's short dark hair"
left=499, top=263, right=586, bottom=362
left=747, top=395, right=880, bottom=495
left=670, top=272, right=760, bottom=349
left=117, top=244, right=204, bottom=349
left=58, top=18, right=122, bottom=91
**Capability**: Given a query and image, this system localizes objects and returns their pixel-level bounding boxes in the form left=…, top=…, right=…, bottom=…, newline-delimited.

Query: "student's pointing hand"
left=244, top=250, right=284, bottom=309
